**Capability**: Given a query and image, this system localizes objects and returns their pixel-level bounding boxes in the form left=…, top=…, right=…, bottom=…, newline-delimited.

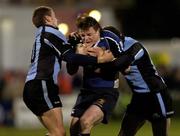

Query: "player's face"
left=79, top=27, right=100, bottom=47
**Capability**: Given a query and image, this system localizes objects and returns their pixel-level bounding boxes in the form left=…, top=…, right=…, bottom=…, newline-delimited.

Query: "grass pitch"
left=0, top=118, right=179, bottom=136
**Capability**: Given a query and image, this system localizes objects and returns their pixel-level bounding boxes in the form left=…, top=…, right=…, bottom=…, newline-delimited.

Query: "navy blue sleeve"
left=99, top=54, right=134, bottom=71
left=66, top=62, right=79, bottom=75
left=62, top=50, right=97, bottom=66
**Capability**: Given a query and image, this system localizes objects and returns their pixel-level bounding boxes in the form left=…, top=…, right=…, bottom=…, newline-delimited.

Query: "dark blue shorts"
left=71, top=88, right=119, bottom=124
left=23, top=79, right=62, bottom=116
left=126, top=89, right=174, bottom=120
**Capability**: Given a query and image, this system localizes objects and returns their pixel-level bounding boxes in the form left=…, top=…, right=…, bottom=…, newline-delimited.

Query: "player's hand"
left=87, top=47, right=114, bottom=63
left=69, top=32, right=82, bottom=42
left=75, top=43, right=88, bottom=55
left=97, top=50, right=114, bottom=63
left=68, top=32, right=82, bottom=49
left=124, top=66, right=131, bottom=74
left=86, top=47, right=105, bottom=57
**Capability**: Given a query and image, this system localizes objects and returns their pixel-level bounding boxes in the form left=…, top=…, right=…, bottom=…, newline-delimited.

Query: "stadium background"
left=0, top=0, right=180, bottom=135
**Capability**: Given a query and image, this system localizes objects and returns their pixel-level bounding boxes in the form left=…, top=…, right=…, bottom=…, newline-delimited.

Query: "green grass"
left=0, top=118, right=179, bottom=136
left=92, top=118, right=180, bottom=136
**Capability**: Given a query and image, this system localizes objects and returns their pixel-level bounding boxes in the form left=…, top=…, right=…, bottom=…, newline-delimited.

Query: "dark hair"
left=76, top=14, right=101, bottom=31
left=103, top=25, right=125, bottom=42
left=32, top=6, right=52, bottom=28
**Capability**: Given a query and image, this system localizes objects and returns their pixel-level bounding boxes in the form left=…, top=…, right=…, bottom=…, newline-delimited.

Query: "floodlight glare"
left=89, top=10, right=101, bottom=22
left=58, top=23, right=69, bottom=35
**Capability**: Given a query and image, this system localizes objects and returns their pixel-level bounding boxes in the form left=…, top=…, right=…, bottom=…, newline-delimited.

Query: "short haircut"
left=103, top=26, right=121, bottom=36
left=32, top=6, right=52, bottom=28
left=103, top=26, right=125, bottom=42
left=76, top=14, right=101, bottom=31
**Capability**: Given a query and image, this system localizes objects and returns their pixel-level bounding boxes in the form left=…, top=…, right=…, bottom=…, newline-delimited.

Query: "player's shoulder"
left=44, top=25, right=67, bottom=41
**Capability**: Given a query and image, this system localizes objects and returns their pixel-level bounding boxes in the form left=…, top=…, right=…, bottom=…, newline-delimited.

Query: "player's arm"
left=100, top=42, right=144, bottom=72
left=42, top=32, right=112, bottom=66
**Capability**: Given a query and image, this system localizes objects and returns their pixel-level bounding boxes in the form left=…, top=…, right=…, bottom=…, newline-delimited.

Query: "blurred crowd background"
left=0, top=0, right=180, bottom=128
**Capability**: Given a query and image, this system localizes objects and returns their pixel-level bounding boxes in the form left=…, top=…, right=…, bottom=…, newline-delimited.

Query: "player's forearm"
left=62, top=50, right=98, bottom=66
left=99, top=54, right=134, bottom=72
left=102, top=43, right=144, bottom=71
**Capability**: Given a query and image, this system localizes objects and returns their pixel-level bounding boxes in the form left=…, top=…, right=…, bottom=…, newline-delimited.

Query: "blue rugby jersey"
left=122, top=39, right=166, bottom=93
left=82, top=29, right=124, bottom=88
left=26, top=25, right=65, bottom=83
left=67, top=29, right=123, bottom=88
left=103, top=35, right=167, bottom=93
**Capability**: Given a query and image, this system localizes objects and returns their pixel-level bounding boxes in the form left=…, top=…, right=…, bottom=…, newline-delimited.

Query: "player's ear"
left=44, top=15, right=51, bottom=24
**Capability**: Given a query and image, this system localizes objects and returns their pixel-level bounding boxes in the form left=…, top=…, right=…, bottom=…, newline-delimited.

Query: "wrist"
left=97, top=56, right=105, bottom=63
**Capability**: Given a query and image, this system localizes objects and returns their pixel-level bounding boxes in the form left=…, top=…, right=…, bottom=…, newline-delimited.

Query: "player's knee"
left=80, top=117, right=93, bottom=130
left=53, top=127, right=66, bottom=136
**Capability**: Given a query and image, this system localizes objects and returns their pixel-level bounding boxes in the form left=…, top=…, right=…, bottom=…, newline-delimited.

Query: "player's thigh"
left=119, top=113, right=146, bottom=136
left=40, top=107, right=65, bottom=133
left=81, top=105, right=104, bottom=125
